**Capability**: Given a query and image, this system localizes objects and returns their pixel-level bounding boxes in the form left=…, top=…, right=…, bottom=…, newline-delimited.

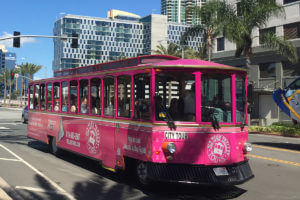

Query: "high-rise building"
left=53, top=12, right=203, bottom=72
left=161, top=0, right=206, bottom=24
left=0, top=46, right=22, bottom=95
left=211, top=0, right=300, bottom=125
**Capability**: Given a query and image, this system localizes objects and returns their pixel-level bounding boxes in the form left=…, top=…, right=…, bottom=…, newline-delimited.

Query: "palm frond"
left=261, top=33, right=298, bottom=64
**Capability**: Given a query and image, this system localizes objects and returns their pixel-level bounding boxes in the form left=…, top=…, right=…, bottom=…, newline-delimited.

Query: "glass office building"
left=53, top=13, right=202, bottom=72
left=161, top=0, right=206, bottom=24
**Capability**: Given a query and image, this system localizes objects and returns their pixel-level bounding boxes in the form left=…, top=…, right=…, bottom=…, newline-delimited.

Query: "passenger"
left=169, top=98, right=179, bottom=120
left=54, top=99, right=60, bottom=112
left=183, top=82, right=195, bottom=121
left=81, top=97, right=88, bottom=114
left=91, top=98, right=100, bottom=115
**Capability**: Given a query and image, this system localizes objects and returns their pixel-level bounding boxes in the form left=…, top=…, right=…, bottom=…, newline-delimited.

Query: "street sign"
left=15, top=73, right=19, bottom=78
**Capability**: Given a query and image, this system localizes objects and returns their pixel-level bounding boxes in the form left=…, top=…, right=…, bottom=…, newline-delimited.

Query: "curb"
left=249, top=131, right=300, bottom=138
left=0, top=177, right=13, bottom=200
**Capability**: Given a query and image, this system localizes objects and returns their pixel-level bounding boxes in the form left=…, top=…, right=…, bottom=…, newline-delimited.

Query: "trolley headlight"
left=244, top=142, right=252, bottom=152
left=167, top=142, right=176, bottom=154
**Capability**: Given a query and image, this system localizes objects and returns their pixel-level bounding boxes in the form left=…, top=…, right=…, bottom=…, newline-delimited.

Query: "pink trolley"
left=27, top=55, right=254, bottom=185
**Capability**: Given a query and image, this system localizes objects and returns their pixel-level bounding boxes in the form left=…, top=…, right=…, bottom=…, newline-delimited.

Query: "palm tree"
left=152, top=42, right=181, bottom=57
left=27, top=63, right=42, bottom=81
left=181, top=0, right=228, bottom=61
left=222, top=0, right=298, bottom=69
left=8, top=68, right=17, bottom=105
left=19, top=63, right=30, bottom=106
left=0, top=67, right=9, bottom=104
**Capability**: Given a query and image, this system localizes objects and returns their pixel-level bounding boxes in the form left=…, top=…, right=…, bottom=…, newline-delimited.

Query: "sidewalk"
left=0, top=177, right=14, bottom=200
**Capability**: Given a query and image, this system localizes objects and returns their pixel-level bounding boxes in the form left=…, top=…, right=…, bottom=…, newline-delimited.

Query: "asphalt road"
left=0, top=107, right=299, bottom=200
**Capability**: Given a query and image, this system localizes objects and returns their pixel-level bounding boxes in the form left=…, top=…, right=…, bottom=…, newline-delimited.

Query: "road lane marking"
left=250, top=134, right=300, bottom=141
left=0, top=158, right=21, bottom=162
left=0, top=144, right=75, bottom=200
left=0, top=127, right=9, bottom=130
left=252, top=144, right=300, bottom=154
left=249, top=154, right=300, bottom=167
left=16, top=186, right=70, bottom=195
left=0, top=123, right=22, bottom=125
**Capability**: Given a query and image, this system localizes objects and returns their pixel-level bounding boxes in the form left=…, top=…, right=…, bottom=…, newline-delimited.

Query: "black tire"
left=292, top=119, right=298, bottom=125
left=136, top=161, right=151, bottom=186
left=49, top=137, right=60, bottom=155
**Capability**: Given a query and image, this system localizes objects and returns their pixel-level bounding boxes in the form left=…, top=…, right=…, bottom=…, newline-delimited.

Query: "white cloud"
left=33, top=76, right=41, bottom=81
left=0, top=32, right=35, bottom=48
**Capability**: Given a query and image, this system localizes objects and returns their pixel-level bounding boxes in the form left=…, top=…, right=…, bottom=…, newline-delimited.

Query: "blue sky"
left=0, top=0, right=161, bottom=80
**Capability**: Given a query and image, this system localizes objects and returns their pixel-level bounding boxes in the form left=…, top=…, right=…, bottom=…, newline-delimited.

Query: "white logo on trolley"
left=207, top=135, right=230, bottom=164
left=85, top=121, right=100, bottom=154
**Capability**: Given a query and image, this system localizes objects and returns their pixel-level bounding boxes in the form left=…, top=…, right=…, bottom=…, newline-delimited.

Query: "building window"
left=259, top=27, right=276, bottom=44
left=217, top=37, right=224, bottom=51
left=283, top=0, right=300, bottom=4
left=259, top=62, right=276, bottom=78
left=284, top=22, right=300, bottom=40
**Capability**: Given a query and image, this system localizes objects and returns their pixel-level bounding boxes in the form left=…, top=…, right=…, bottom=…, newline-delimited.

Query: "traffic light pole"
left=0, top=35, right=72, bottom=41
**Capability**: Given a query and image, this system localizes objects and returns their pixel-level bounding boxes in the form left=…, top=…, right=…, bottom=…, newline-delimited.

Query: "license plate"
left=164, top=131, right=188, bottom=140
left=213, top=167, right=229, bottom=176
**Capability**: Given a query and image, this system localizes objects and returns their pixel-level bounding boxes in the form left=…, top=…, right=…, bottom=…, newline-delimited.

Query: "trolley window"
left=155, top=72, right=194, bottom=121
left=53, top=82, right=60, bottom=112
left=29, top=85, right=33, bottom=109
left=61, top=81, right=69, bottom=112
left=34, top=84, right=39, bottom=110
left=134, top=73, right=151, bottom=120
left=201, top=74, right=232, bottom=122
left=40, top=84, right=46, bottom=111
left=70, top=80, right=78, bottom=113
left=103, top=77, right=115, bottom=116
left=90, top=78, right=101, bottom=115
left=47, top=83, right=52, bottom=111
left=80, top=79, right=89, bottom=114
left=117, top=75, right=131, bottom=118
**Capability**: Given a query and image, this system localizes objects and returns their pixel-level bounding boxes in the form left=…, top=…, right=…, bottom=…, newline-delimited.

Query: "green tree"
left=19, top=63, right=31, bottom=106
left=27, top=63, right=42, bottom=81
left=152, top=42, right=181, bottom=57
left=181, top=0, right=228, bottom=61
left=8, top=68, right=17, bottom=105
left=0, top=67, right=10, bottom=104
left=222, top=0, right=298, bottom=69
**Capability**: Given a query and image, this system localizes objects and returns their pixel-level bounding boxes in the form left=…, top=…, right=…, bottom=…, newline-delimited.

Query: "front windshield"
left=155, top=71, right=195, bottom=122
left=201, top=74, right=232, bottom=123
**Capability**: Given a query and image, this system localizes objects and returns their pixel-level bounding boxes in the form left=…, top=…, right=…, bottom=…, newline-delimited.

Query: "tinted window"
left=80, top=79, right=89, bottom=114
left=61, top=81, right=69, bottom=112
left=91, top=78, right=101, bottom=115
left=103, top=77, right=115, bottom=116
left=134, top=74, right=151, bottom=120
left=201, top=74, right=232, bottom=122
left=53, top=82, right=60, bottom=112
left=70, top=80, right=78, bottom=113
left=117, top=75, right=131, bottom=118
left=47, top=83, right=52, bottom=111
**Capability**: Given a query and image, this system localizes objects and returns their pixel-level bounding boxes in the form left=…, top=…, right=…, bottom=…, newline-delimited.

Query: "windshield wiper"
left=158, top=104, right=176, bottom=130
left=203, top=106, right=220, bottom=131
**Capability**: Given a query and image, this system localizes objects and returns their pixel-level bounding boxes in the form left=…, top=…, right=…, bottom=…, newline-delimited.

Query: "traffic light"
left=71, top=33, right=78, bottom=48
left=13, top=31, right=21, bottom=48
left=11, top=72, right=15, bottom=80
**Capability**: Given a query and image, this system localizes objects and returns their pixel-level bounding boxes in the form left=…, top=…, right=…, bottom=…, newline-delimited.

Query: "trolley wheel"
left=136, top=161, right=151, bottom=186
left=49, top=136, right=60, bottom=155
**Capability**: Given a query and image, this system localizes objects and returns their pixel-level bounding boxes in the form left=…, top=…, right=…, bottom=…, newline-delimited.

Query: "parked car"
left=22, top=105, right=28, bottom=123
